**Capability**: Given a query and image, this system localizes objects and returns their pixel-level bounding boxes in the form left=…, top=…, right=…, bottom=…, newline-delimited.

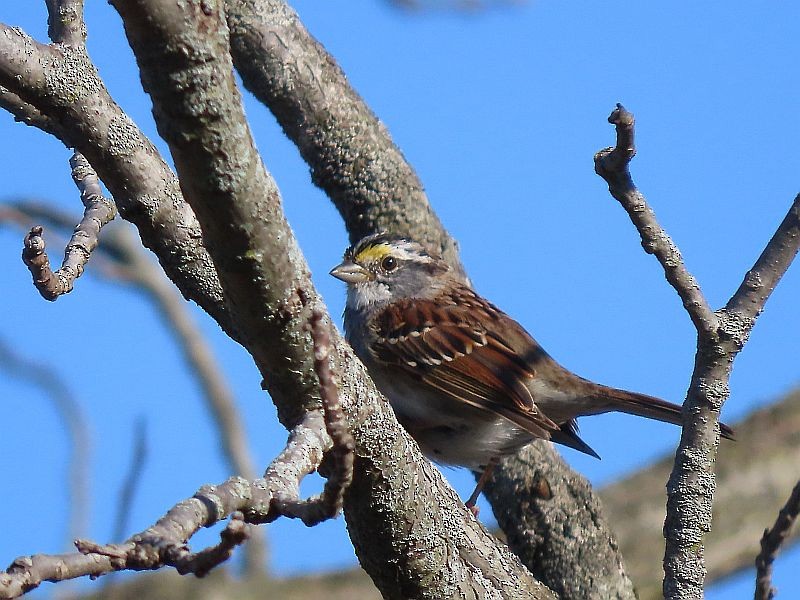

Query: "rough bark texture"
left=0, top=5, right=640, bottom=597
left=223, top=3, right=636, bottom=595
left=0, top=24, right=228, bottom=328
left=603, top=388, right=800, bottom=599
left=484, top=442, right=636, bottom=599
left=110, top=2, right=554, bottom=598
left=597, top=107, right=800, bottom=599
left=59, top=386, right=800, bottom=600
left=225, top=0, right=465, bottom=275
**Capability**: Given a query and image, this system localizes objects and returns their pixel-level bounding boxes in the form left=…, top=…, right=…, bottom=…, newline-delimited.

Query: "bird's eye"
left=381, top=255, right=398, bottom=272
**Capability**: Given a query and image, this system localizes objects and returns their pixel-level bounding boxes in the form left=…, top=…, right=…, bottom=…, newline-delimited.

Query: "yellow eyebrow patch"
left=355, top=243, right=392, bottom=264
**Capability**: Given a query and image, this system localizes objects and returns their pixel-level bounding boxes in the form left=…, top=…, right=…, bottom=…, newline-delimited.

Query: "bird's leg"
left=466, top=456, right=499, bottom=516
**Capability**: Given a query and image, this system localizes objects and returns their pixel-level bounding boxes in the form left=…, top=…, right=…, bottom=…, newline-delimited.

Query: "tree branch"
left=45, top=0, right=86, bottom=46
left=0, top=6, right=653, bottom=598
left=223, top=3, right=640, bottom=594
left=0, top=21, right=229, bottom=329
left=595, top=104, right=800, bottom=599
left=0, top=382, right=345, bottom=598
left=108, top=2, right=552, bottom=596
left=601, top=388, right=800, bottom=598
left=2, top=200, right=260, bottom=490
left=755, top=480, right=800, bottom=600
left=21, top=152, right=117, bottom=300
left=725, top=194, right=800, bottom=334
left=484, top=442, right=636, bottom=599
left=273, top=311, right=354, bottom=527
left=225, top=0, right=464, bottom=273
left=0, top=86, right=63, bottom=137
left=1, top=200, right=269, bottom=575
left=594, top=104, right=717, bottom=337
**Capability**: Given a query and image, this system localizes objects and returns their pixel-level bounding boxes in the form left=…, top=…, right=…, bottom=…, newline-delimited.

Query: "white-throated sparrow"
left=331, top=233, right=733, bottom=505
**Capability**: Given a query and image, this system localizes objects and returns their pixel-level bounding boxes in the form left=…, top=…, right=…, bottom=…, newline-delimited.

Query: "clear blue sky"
left=1, top=2, right=798, bottom=598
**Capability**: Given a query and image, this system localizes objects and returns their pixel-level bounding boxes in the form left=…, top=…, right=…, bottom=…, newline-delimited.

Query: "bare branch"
left=0, top=408, right=334, bottom=598
left=595, top=105, right=726, bottom=599
left=109, top=3, right=553, bottom=596
left=0, top=87, right=63, bottom=137
left=755, top=480, right=800, bottom=600
left=225, top=0, right=464, bottom=273
left=595, top=104, right=800, bottom=598
left=45, top=0, right=86, bottom=46
left=484, top=442, right=637, bottom=599
left=0, top=22, right=229, bottom=328
left=594, top=104, right=717, bottom=337
left=1, top=201, right=268, bottom=574
left=602, top=389, right=800, bottom=596
left=272, top=311, right=355, bottom=526
left=172, top=512, right=250, bottom=578
left=21, top=152, right=116, bottom=300
left=726, top=195, right=800, bottom=335
left=1, top=6, right=647, bottom=597
left=2, top=200, right=259, bottom=485
left=224, top=4, right=637, bottom=592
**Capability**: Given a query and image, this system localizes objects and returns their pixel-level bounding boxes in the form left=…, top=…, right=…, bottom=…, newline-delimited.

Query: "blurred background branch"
left=0, top=337, right=90, bottom=550
left=0, top=200, right=267, bottom=576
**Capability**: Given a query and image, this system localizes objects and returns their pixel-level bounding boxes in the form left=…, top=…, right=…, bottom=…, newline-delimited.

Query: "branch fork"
left=595, top=103, right=800, bottom=599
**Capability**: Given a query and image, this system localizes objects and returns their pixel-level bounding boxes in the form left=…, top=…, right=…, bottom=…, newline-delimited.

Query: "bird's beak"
left=330, top=261, right=371, bottom=284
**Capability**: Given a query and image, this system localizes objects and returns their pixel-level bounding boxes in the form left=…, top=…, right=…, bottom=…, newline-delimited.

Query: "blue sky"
left=1, top=2, right=798, bottom=598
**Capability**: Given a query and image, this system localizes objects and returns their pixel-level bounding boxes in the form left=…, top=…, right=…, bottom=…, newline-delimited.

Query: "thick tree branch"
left=484, top=442, right=636, bottom=599
left=0, top=22, right=228, bottom=328
left=224, top=0, right=464, bottom=274
left=1, top=6, right=642, bottom=597
left=754, top=480, right=800, bottom=600
left=21, top=153, right=116, bottom=300
left=109, top=2, right=551, bottom=598
left=222, top=2, right=640, bottom=594
left=0, top=87, right=63, bottom=137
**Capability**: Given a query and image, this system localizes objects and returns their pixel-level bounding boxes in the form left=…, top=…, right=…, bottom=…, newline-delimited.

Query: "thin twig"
left=21, top=153, right=117, bottom=300
left=594, top=104, right=717, bottom=338
left=726, top=194, right=800, bottom=333
left=173, top=512, right=250, bottom=577
left=595, top=104, right=800, bottom=599
left=0, top=409, right=332, bottom=598
left=271, top=311, right=355, bottom=526
left=755, top=480, right=800, bottom=600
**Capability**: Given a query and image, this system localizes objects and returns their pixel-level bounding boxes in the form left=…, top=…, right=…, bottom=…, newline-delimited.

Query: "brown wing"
left=370, top=287, right=558, bottom=440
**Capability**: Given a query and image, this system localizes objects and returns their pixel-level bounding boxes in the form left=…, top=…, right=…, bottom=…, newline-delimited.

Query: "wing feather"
left=371, top=290, right=557, bottom=439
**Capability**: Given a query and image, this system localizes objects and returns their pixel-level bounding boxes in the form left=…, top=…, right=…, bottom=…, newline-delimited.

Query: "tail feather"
left=597, top=386, right=735, bottom=440
left=550, top=420, right=601, bottom=459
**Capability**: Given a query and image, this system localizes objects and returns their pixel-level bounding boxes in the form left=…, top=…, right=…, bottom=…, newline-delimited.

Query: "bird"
left=330, top=233, right=734, bottom=509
